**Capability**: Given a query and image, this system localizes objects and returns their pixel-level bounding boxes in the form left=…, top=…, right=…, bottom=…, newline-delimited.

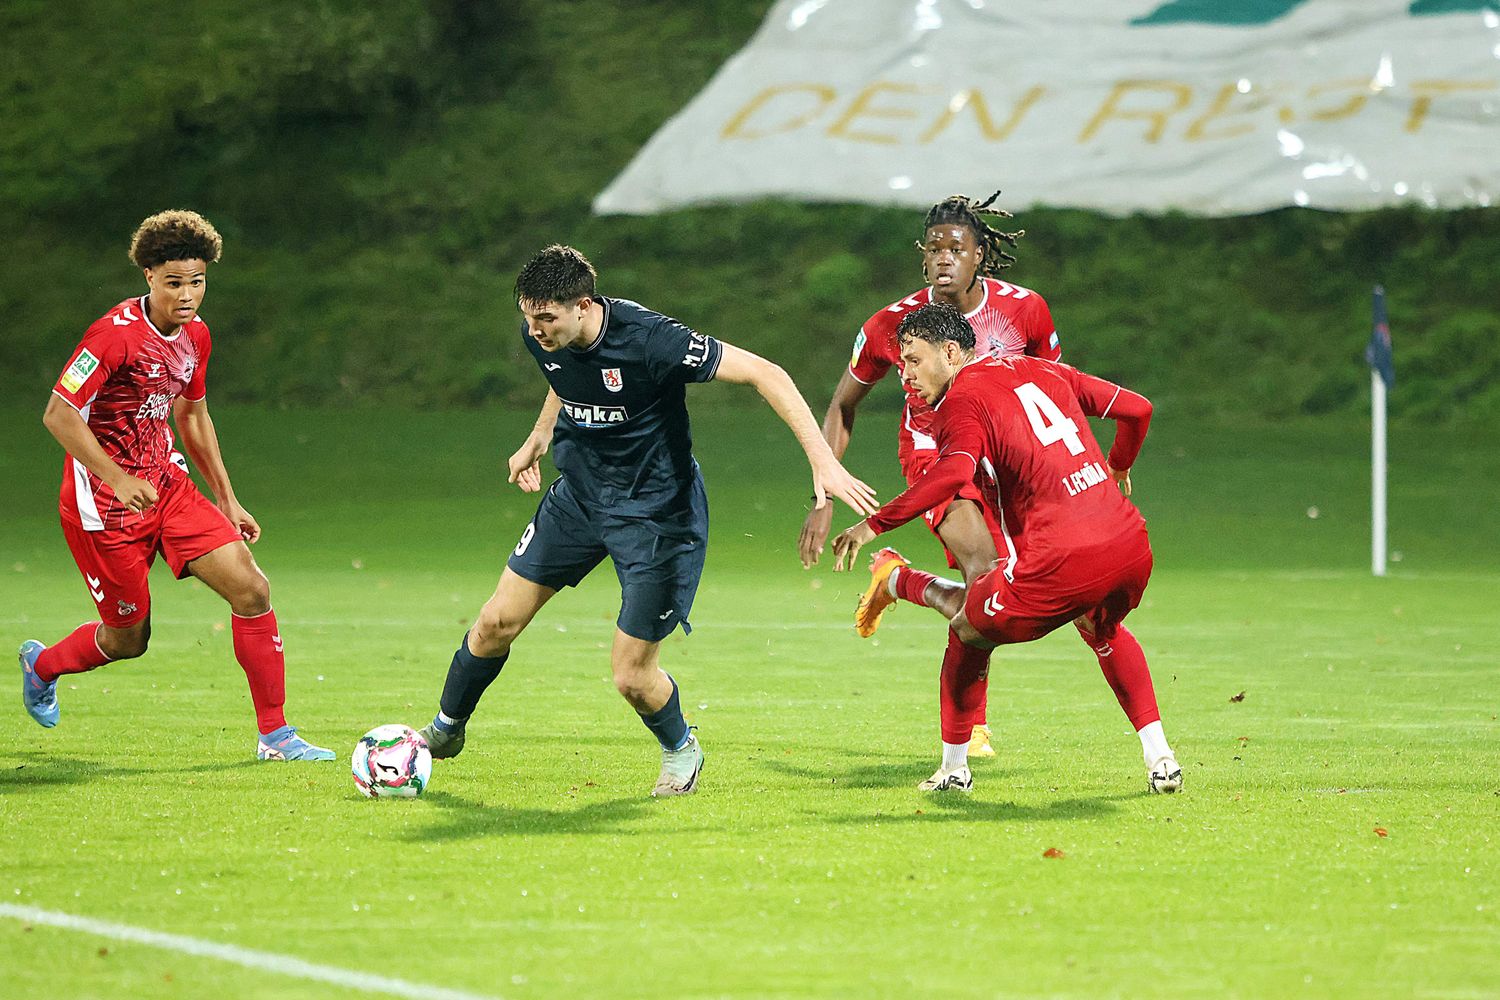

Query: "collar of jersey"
left=566, top=295, right=610, bottom=356
left=963, top=279, right=990, bottom=319
left=137, top=295, right=183, bottom=341
left=921, top=281, right=989, bottom=320
left=934, top=357, right=986, bottom=410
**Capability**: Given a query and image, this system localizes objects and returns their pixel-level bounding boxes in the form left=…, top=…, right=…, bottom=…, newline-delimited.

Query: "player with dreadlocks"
left=799, top=193, right=1173, bottom=793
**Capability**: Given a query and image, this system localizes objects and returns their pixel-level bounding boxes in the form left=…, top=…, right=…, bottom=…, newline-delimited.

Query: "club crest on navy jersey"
left=602, top=367, right=624, bottom=392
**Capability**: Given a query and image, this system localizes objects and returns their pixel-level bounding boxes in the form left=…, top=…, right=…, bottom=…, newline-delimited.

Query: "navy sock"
left=639, top=675, right=690, bottom=751
left=438, top=632, right=508, bottom=722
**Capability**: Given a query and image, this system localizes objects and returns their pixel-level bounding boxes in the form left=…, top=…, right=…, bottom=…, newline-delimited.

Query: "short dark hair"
left=897, top=302, right=976, bottom=352
left=129, top=210, right=223, bottom=269
left=515, top=244, right=597, bottom=306
left=920, top=191, right=1024, bottom=276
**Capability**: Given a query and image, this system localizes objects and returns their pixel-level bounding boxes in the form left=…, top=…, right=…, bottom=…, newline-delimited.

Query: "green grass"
left=1, top=403, right=1497, bottom=999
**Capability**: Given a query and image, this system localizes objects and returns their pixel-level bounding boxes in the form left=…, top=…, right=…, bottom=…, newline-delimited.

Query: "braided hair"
left=918, top=191, right=1024, bottom=287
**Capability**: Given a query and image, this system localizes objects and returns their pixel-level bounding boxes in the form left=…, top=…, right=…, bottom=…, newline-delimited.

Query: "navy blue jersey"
left=522, top=296, right=724, bottom=518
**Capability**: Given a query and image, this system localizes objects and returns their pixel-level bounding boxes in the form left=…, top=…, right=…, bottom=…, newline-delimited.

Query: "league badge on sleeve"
left=602, top=368, right=624, bottom=392
left=60, top=349, right=100, bottom=393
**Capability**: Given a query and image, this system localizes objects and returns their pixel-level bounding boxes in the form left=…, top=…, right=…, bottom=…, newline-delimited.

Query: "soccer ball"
left=351, top=724, right=432, bottom=799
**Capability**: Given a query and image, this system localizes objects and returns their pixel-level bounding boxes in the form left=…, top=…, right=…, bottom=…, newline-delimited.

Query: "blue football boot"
left=19, top=640, right=58, bottom=728
left=256, top=724, right=335, bottom=761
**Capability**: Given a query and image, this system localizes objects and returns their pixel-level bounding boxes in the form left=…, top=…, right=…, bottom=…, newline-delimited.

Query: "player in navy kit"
left=420, top=245, right=877, bottom=797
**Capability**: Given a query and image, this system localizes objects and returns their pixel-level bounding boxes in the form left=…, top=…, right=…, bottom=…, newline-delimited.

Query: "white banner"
left=594, top=0, right=1500, bottom=217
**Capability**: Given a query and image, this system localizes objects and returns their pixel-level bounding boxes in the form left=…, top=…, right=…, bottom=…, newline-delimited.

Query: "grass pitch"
left=1, top=403, right=1496, bottom=999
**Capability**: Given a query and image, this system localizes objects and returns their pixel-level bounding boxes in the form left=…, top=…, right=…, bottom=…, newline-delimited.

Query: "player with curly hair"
left=799, top=193, right=1166, bottom=790
left=17, top=210, right=334, bottom=761
left=830, top=302, right=1181, bottom=795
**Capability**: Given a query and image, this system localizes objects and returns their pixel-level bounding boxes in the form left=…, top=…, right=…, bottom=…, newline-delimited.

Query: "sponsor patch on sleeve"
left=1049, top=331, right=1060, bottom=350
left=850, top=330, right=867, bottom=368
left=59, top=349, right=99, bottom=393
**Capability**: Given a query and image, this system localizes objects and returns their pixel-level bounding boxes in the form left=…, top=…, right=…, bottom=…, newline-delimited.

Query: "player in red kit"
left=831, top=302, right=1181, bottom=794
left=799, top=194, right=1056, bottom=767
left=799, top=192, right=1158, bottom=784
left=17, top=210, right=334, bottom=762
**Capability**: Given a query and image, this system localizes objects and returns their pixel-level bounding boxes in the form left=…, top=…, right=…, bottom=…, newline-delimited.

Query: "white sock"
left=941, top=741, right=969, bottom=772
left=1138, top=720, right=1172, bottom=766
left=437, top=710, right=466, bottom=728
left=887, top=566, right=900, bottom=599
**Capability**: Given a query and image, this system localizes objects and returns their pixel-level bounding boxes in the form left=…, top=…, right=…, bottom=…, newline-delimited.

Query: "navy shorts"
left=506, top=476, right=709, bottom=643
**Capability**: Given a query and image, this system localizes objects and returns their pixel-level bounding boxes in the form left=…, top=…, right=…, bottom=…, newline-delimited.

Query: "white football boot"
left=917, top=764, right=973, bottom=792
left=1147, top=755, right=1183, bottom=794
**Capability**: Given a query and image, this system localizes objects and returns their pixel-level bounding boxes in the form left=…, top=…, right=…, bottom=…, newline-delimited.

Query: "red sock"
left=1078, top=623, right=1160, bottom=730
left=939, top=629, right=991, bottom=745
left=895, top=567, right=937, bottom=606
left=34, top=622, right=112, bottom=683
left=232, top=609, right=288, bottom=735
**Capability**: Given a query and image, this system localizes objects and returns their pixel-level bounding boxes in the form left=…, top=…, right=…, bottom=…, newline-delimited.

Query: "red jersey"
left=51, top=296, right=211, bottom=531
left=849, top=277, right=1061, bottom=468
left=868, top=356, right=1152, bottom=585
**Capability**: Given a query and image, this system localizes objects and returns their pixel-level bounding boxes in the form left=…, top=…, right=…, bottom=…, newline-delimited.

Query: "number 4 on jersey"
left=1014, top=382, right=1084, bottom=455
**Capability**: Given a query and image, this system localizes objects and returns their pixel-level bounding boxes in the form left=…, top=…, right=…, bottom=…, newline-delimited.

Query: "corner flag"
left=1367, top=286, right=1392, bottom=577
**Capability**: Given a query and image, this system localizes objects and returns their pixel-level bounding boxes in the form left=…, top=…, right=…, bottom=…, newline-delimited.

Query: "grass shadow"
left=0, top=754, right=157, bottom=793
left=825, top=790, right=1138, bottom=825
left=757, top=756, right=1015, bottom=790
left=0, top=752, right=286, bottom=794
left=405, top=789, right=658, bottom=842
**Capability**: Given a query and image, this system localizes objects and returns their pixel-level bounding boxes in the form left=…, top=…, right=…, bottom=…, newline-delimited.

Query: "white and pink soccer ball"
left=351, top=724, right=432, bottom=798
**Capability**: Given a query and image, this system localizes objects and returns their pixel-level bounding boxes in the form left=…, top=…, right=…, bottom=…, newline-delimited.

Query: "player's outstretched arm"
left=173, top=397, right=259, bottom=542
left=42, top=394, right=159, bottom=513
left=1067, top=368, right=1153, bottom=497
left=507, top=389, right=561, bottom=493
left=797, top=371, right=876, bottom=568
left=713, top=343, right=878, bottom=517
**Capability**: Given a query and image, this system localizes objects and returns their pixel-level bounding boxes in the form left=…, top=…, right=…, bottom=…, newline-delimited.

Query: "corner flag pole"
left=1371, top=364, right=1387, bottom=577
left=1366, top=285, right=1395, bottom=577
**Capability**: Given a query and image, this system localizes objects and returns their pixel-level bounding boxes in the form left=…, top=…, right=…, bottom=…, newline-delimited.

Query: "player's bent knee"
left=952, top=611, right=995, bottom=650
left=612, top=672, right=649, bottom=701
left=103, top=620, right=150, bottom=659
left=611, top=665, right=660, bottom=705
left=237, top=574, right=272, bottom=616
left=609, top=644, right=661, bottom=703
left=470, top=609, right=523, bottom=655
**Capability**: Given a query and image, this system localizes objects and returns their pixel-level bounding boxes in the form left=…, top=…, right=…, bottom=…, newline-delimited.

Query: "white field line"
left=0, top=903, right=502, bottom=1000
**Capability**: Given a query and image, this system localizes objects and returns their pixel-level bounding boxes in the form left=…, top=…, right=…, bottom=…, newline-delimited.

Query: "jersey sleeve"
left=645, top=317, right=723, bottom=385
left=183, top=322, right=212, bottom=401
left=848, top=317, right=893, bottom=385
left=1063, top=365, right=1152, bottom=470
left=1023, top=292, right=1062, bottom=362
left=52, top=326, right=128, bottom=411
left=867, top=393, right=986, bottom=534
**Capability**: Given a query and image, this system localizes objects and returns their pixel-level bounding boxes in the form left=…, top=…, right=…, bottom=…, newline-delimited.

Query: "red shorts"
left=59, top=479, right=243, bottom=627
left=964, top=535, right=1153, bottom=646
left=900, top=449, right=1001, bottom=569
